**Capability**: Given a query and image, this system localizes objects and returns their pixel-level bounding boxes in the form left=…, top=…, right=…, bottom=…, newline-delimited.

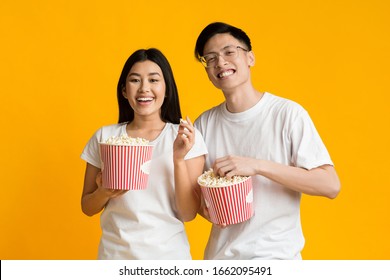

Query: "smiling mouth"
left=217, top=69, right=235, bottom=79
left=136, top=97, right=154, bottom=103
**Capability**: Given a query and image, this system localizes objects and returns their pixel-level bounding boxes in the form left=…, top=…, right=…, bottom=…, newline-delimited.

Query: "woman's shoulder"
left=92, top=122, right=127, bottom=141
left=99, top=122, right=127, bottom=132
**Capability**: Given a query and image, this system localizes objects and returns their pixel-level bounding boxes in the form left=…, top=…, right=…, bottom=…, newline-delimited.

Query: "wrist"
left=255, top=159, right=266, bottom=175
left=173, top=157, right=186, bottom=166
left=95, top=185, right=112, bottom=197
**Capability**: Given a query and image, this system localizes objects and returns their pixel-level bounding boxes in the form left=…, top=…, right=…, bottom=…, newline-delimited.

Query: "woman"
left=81, top=48, right=207, bottom=259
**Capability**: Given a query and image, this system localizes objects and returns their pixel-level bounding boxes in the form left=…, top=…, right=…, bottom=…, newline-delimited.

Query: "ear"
left=122, top=85, right=127, bottom=99
left=248, top=51, right=255, bottom=67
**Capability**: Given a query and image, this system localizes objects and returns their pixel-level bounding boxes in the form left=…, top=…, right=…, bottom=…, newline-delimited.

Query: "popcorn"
left=198, top=168, right=250, bottom=187
left=104, top=135, right=149, bottom=145
left=198, top=168, right=254, bottom=225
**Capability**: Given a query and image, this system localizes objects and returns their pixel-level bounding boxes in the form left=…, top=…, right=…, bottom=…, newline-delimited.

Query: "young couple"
left=81, top=22, right=340, bottom=260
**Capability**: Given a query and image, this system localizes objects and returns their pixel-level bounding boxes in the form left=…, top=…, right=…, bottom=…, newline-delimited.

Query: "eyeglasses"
left=199, top=45, right=249, bottom=68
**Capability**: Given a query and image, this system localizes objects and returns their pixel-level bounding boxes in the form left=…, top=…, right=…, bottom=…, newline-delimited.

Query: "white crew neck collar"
left=220, top=92, right=271, bottom=122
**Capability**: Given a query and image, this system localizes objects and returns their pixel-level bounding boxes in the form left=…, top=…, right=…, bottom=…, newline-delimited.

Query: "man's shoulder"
left=196, top=103, right=224, bottom=120
left=266, top=93, right=306, bottom=114
left=194, top=103, right=224, bottom=132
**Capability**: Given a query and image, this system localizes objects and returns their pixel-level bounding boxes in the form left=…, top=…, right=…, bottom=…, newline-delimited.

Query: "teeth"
left=218, top=70, right=234, bottom=78
left=137, top=97, right=153, bottom=101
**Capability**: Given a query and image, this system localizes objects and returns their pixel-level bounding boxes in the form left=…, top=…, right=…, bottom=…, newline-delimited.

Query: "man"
left=193, top=22, right=340, bottom=259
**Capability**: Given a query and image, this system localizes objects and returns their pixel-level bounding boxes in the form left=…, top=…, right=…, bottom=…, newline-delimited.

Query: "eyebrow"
left=204, top=45, right=235, bottom=56
left=128, top=72, right=161, bottom=77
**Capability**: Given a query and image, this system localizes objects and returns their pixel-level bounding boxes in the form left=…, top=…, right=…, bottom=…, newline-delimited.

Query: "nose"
left=215, top=54, right=228, bottom=67
left=138, top=80, right=150, bottom=92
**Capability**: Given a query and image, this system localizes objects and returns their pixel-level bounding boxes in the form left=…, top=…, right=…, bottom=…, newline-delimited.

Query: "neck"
left=223, top=85, right=264, bottom=113
left=127, top=116, right=166, bottom=141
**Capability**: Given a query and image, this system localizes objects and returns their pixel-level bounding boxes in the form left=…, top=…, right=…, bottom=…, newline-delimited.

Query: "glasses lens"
left=223, top=46, right=238, bottom=57
left=203, top=54, right=217, bottom=68
left=200, top=46, right=242, bottom=68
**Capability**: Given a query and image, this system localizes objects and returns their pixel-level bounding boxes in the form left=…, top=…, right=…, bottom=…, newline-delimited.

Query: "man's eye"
left=206, top=56, right=216, bottom=62
left=225, top=50, right=235, bottom=56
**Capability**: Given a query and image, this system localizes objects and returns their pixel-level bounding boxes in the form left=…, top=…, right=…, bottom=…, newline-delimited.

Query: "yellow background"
left=1, top=0, right=389, bottom=260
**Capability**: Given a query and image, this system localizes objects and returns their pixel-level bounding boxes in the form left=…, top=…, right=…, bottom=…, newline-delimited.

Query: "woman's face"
left=122, top=60, right=166, bottom=120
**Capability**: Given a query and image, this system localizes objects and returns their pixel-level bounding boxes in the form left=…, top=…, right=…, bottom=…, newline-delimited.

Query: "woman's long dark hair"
left=117, top=48, right=182, bottom=124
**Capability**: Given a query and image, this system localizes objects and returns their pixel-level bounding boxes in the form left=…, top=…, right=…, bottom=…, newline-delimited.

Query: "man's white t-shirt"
left=81, top=122, right=208, bottom=259
left=195, top=92, right=333, bottom=259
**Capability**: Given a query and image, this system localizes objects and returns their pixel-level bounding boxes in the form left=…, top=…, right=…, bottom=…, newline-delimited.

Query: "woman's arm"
left=173, top=117, right=205, bottom=222
left=174, top=156, right=205, bottom=221
left=81, top=163, right=127, bottom=216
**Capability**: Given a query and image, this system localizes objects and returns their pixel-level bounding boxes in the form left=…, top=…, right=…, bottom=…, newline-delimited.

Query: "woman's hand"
left=95, top=171, right=128, bottom=198
left=173, top=116, right=195, bottom=161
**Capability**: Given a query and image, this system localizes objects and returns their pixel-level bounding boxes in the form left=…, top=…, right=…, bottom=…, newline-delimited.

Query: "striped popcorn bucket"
left=200, top=177, right=254, bottom=225
left=99, top=143, right=154, bottom=190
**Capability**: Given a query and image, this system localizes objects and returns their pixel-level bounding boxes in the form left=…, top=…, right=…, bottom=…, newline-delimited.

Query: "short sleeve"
left=290, top=109, right=333, bottom=170
left=184, top=128, right=208, bottom=160
left=80, top=128, right=102, bottom=168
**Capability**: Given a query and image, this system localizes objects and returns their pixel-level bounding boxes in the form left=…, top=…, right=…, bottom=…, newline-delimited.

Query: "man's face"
left=203, top=33, right=254, bottom=91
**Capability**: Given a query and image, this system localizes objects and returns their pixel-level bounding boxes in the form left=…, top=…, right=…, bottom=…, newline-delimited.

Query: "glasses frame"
left=199, top=45, right=249, bottom=68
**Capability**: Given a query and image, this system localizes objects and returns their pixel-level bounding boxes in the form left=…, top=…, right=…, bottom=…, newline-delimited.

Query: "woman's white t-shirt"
left=81, top=122, right=208, bottom=259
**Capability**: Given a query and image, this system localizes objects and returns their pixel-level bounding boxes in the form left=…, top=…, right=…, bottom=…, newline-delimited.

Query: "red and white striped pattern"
left=99, top=144, right=153, bottom=190
left=201, top=177, right=254, bottom=225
